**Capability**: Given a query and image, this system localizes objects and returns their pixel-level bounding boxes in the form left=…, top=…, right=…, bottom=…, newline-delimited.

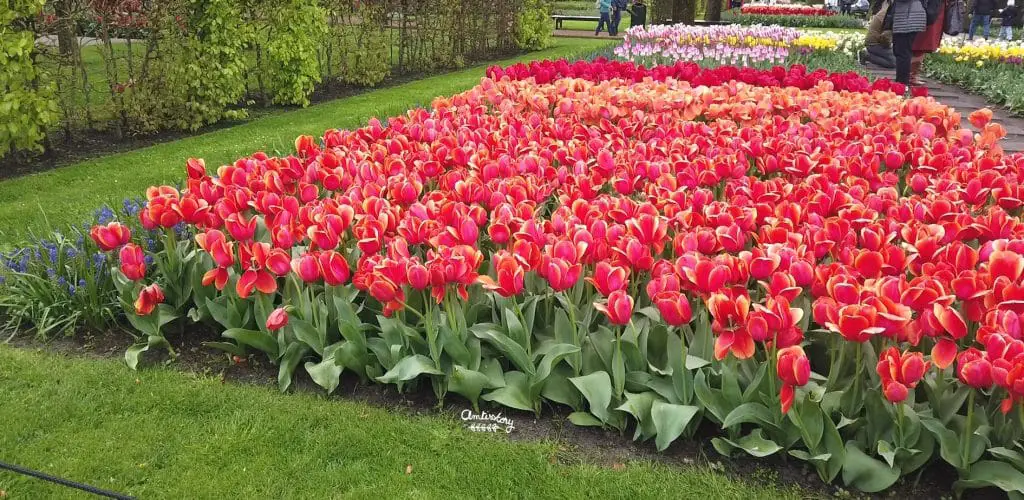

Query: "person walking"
left=1000, top=1, right=1019, bottom=40
left=628, top=0, right=649, bottom=28
left=611, top=0, right=628, bottom=35
left=889, top=0, right=928, bottom=85
left=967, top=0, right=995, bottom=39
left=596, top=0, right=613, bottom=36
left=911, top=0, right=946, bottom=85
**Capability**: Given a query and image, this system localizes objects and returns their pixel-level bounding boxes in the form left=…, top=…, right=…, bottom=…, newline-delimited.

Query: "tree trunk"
left=705, top=0, right=722, bottom=21
left=672, top=0, right=696, bottom=23
left=55, top=0, right=81, bottom=59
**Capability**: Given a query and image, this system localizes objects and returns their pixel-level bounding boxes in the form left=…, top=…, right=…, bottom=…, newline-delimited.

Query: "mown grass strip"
left=0, top=347, right=799, bottom=499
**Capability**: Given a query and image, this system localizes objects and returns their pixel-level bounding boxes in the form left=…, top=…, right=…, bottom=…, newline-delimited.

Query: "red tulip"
left=119, top=243, right=146, bottom=281
left=594, top=290, right=634, bottom=326
left=825, top=304, right=884, bottom=343
left=266, top=248, right=291, bottom=276
left=407, top=263, right=430, bottom=290
left=292, top=253, right=321, bottom=282
left=653, top=291, right=693, bottom=327
left=134, top=283, right=164, bottom=316
left=186, top=157, right=207, bottom=179
left=266, top=307, right=289, bottom=332
left=957, top=348, right=993, bottom=389
left=90, top=222, right=131, bottom=251
left=236, top=269, right=277, bottom=299
left=586, top=261, right=629, bottom=297
left=318, top=250, right=350, bottom=286
left=225, top=213, right=257, bottom=241
left=877, top=347, right=929, bottom=403
left=202, top=268, right=229, bottom=290
left=777, top=345, right=811, bottom=414
left=478, top=251, right=525, bottom=297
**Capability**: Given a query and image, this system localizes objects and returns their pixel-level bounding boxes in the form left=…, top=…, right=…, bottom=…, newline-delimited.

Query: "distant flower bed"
left=741, top=4, right=835, bottom=16
left=615, top=24, right=801, bottom=66
left=723, top=10, right=865, bottom=29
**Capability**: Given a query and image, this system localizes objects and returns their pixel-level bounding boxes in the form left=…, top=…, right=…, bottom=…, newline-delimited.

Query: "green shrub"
left=251, top=0, right=328, bottom=107
left=0, top=0, right=59, bottom=157
left=517, top=0, right=556, bottom=50
left=131, top=0, right=249, bottom=132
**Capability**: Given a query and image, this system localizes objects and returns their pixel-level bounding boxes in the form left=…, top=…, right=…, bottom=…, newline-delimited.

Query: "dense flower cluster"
left=487, top=58, right=910, bottom=94
left=89, top=59, right=1024, bottom=493
left=938, top=38, right=1024, bottom=67
left=615, top=24, right=801, bottom=66
left=741, top=4, right=836, bottom=16
left=793, top=31, right=864, bottom=57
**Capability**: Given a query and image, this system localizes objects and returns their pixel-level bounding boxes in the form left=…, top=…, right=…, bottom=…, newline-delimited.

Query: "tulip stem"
left=963, top=390, right=975, bottom=469
left=896, top=402, right=906, bottom=447
left=563, top=292, right=581, bottom=376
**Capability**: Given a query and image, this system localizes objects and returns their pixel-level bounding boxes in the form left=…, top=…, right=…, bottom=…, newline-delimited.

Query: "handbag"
left=944, top=0, right=965, bottom=34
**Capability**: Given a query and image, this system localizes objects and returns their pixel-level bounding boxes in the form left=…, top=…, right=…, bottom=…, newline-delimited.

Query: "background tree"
left=672, top=0, right=696, bottom=22
left=705, top=0, right=722, bottom=22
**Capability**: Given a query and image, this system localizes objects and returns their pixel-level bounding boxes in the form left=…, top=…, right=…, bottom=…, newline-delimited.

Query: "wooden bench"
left=553, top=14, right=733, bottom=30
left=552, top=15, right=600, bottom=29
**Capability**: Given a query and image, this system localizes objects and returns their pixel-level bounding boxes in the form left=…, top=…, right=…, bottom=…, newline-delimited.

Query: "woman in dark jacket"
left=911, top=0, right=945, bottom=85
left=890, top=0, right=928, bottom=85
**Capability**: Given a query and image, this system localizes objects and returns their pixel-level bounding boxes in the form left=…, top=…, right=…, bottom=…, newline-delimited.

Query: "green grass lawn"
left=0, top=38, right=613, bottom=241
left=0, top=347, right=801, bottom=499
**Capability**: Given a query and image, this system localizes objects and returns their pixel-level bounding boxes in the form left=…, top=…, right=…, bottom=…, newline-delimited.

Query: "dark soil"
left=7, top=324, right=981, bottom=500
left=0, top=54, right=520, bottom=181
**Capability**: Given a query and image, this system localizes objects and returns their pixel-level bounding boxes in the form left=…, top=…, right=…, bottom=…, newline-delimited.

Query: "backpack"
left=944, top=0, right=964, bottom=34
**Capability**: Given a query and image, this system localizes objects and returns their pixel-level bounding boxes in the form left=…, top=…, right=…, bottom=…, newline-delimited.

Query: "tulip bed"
left=929, top=39, right=1024, bottom=115
left=614, top=25, right=868, bottom=75
left=52, top=55, right=1024, bottom=496
left=740, top=4, right=835, bottom=16
left=721, top=10, right=865, bottom=29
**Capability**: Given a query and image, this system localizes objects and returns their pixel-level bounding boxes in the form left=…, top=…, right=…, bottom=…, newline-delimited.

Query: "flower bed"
left=722, top=10, right=865, bottom=29
left=937, top=38, right=1024, bottom=67
left=615, top=24, right=802, bottom=66
left=5, top=53, right=1024, bottom=494
left=928, top=39, right=1024, bottom=114
left=488, top=58, right=905, bottom=93
left=65, top=56, right=1024, bottom=496
left=741, top=4, right=835, bottom=16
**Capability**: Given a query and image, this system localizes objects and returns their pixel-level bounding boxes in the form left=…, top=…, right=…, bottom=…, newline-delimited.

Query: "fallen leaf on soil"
left=405, top=464, right=413, bottom=475
left=612, top=462, right=626, bottom=471
left=1, top=489, right=7, bottom=498
left=134, top=378, right=140, bottom=384
left=548, top=454, right=557, bottom=464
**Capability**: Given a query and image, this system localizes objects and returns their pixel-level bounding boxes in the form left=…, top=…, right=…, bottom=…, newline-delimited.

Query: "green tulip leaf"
left=277, top=343, right=309, bottom=393
left=955, top=460, right=1024, bottom=495
left=449, top=365, right=494, bottom=411
left=376, top=354, right=442, bottom=384
left=842, top=442, right=900, bottom=493
left=470, top=324, right=533, bottom=375
left=723, top=402, right=778, bottom=431
left=482, top=371, right=534, bottom=412
left=651, top=400, right=700, bottom=452
left=570, top=370, right=614, bottom=424
left=223, top=328, right=279, bottom=359
left=568, top=411, right=605, bottom=427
